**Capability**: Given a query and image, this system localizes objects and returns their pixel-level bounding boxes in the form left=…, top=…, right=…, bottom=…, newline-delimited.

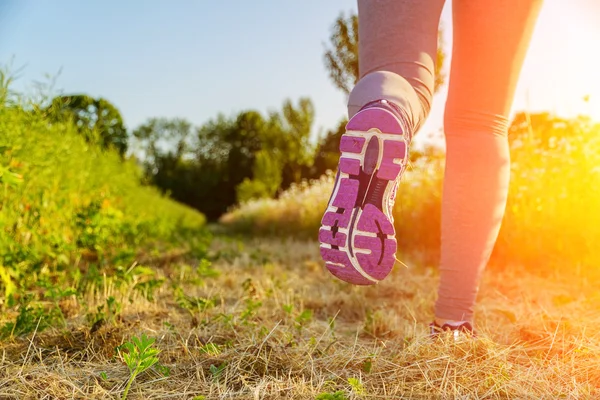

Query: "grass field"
left=1, top=235, right=599, bottom=399
left=3, top=79, right=600, bottom=399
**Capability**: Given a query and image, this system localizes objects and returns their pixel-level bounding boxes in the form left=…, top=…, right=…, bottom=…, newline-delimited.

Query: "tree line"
left=42, top=12, right=447, bottom=220
left=45, top=93, right=348, bottom=220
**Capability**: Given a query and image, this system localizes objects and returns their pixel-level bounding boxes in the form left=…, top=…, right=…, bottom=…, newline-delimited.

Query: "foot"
left=429, top=320, right=477, bottom=341
left=319, top=99, right=411, bottom=285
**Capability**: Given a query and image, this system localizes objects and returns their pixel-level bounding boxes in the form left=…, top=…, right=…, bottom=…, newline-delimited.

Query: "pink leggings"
left=348, top=0, right=543, bottom=321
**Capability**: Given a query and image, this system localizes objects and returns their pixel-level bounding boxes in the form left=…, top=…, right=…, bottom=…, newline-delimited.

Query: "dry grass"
left=1, top=236, right=600, bottom=399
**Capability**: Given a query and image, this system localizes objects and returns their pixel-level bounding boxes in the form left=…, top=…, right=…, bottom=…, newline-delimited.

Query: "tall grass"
left=221, top=114, right=600, bottom=273
left=220, top=172, right=337, bottom=238
left=0, top=81, right=207, bottom=309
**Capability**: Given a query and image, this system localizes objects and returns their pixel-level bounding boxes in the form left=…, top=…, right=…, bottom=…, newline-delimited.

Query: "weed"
left=86, top=296, right=122, bottom=330
left=295, top=309, right=313, bottom=333
left=0, top=80, right=207, bottom=337
left=118, top=333, right=162, bottom=400
left=209, top=363, right=227, bottom=382
left=240, top=299, right=262, bottom=324
left=348, top=377, right=366, bottom=395
left=316, top=391, right=348, bottom=400
left=1, top=296, right=62, bottom=338
left=174, top=287, right=216, bottom=314
left=199, top=343, right=221, bottom=356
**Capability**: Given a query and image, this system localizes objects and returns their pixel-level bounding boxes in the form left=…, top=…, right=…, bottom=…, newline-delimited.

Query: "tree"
left=311, top=118, right=347, bottom=178
left=271, top=97, right=315, bottom=189
left=236, top=149, right=283, bottom=202
left=132, top=98, right=316, bottom=219
left=49, top=95, right=128, bottom=156
left=323, top=12, right=359, bottom=95
left=194, top=111, right=269, bottom=218
left=324, top=12, right=446, bottom=95
left=132, top=117, right=193, bottom=171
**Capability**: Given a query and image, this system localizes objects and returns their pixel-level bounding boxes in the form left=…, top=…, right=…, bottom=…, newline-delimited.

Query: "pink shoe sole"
left=319, top=102, right=409, bottom=285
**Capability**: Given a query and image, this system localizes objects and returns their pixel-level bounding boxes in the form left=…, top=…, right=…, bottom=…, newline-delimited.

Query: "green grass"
left=0, top=83, right=208, bottom=338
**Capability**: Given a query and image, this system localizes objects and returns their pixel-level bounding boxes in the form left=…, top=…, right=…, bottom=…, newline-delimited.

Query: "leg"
left=349, top=0, right=445, bottom=130
left=320, top=0, right=445, bottom=284
left=435, top=0, right=543, bottom=324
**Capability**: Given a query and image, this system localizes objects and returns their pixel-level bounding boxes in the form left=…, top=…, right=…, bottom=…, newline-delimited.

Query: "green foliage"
left=199, top=343, right=221, bottom=356
left=0, top=146, right=23, bottom=187
left=175, top=287, right=216, bottom=314
left=132, top=117, right=193, bottom=168
left=311, top=119, right=347, bottom=179
left=48, top=94, right=128, bottom=155
left=135, top=98, right=315, bottom=219
left=0, top=78, right=207, bottom=334
left=277, top=98, right=316, bottom=188
left=316, top=391, right=348, bottom=400
left=295, top=309, right=313, bottom=333
left=0, top=70, right=17, bottom=107
left=0, top=296, right=62, bottom=338
left=118, top=333, right=162, bottom=400
left=362, top=358, right=373, bottom=373
left=240, top=298, right=262, bottom=324
left=236, top=149, right=283, bottom=202
left=323, top=12, right=358, bottom=95
left=209, top=363, right=227, bottom=382
left=347, top=377, right=366, bottom=395
left=86, top=296, right=122, bottom=329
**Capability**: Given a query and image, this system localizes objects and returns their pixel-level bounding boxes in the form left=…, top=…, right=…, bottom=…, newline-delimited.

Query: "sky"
left=1, top=1, right=599, bottom=147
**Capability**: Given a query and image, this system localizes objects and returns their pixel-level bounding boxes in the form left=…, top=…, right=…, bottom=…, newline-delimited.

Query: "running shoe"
left=429, top=321, right=477, bottom=341
left=319, top=99, right=411, bottom=285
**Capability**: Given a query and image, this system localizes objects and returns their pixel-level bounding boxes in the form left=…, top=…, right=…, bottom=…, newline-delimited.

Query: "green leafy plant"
left=209, top=363, right=227, bottom=382
left=316, top=391, right=348, bottom=400
left=87, top=296, right=122, bottom=330
left=0, top=296, right=62, bottom=338
left=295, top=309, right=313, bottom=332
left=199, top=343, right=221, bottom=356
left=240, top=298, right=262, bottom=324
left=348, top=377, right=366, bottom=396
left=174, top=287, right=216, bottom=315
left=118, top=333, right=161, bottom=400
left=0, top=79, right=208, bottom=336
left=196, top=258, right=219, bottom=278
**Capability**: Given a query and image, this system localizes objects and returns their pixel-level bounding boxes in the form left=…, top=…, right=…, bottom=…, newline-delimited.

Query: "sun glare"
left=514, top=1, right=600, bottom=123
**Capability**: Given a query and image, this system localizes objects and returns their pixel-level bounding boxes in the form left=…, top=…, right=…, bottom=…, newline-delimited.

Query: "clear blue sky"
left=0, top=1, right=362, bottom=140
left=1, top=1, right=599, bottom=146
